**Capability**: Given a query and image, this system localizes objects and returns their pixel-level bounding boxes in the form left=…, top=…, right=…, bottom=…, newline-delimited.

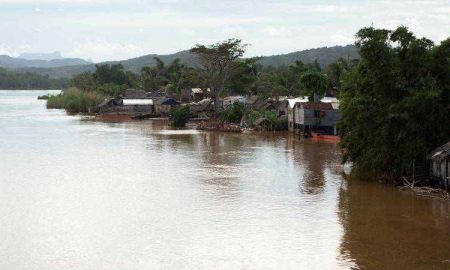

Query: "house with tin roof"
left=427, top=142, right=450, bottom=190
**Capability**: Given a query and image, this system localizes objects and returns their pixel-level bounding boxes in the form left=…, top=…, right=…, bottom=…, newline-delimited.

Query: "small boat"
left=311, top=132, right=341, bottom=142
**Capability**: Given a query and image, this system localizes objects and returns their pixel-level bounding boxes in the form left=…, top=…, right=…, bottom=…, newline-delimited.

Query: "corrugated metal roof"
left=192, top=88, right=203, bottom=94
left=123, top=99, right=153, bottom=105
left=300, top=102, right=334, bottom=110
left=287, top=97, right=309, bottom=108
left=428, top=142, right=450, bottom=160
left=321, top=97, right=339, bottom=103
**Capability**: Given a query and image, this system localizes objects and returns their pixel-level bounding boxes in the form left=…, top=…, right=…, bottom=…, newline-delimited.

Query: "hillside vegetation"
left=2, top=45, right=358, bottom=79
left=0, top=55, right=92, bottom=69
left=0, top=67, right=69, bottom=89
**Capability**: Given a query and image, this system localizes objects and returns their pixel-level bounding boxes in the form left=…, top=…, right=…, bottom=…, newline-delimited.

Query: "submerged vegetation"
left=169, top=106, right=191, bottom=127
left=339, top=26, right=450, bottom=180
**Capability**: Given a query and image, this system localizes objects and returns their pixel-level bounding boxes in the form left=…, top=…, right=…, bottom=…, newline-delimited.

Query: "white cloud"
left=0, top=0, right=448, bottom=61
left=0, top=0, right=119, bottom=4
left=264, top=26, right=294, bottom=37
left=69, top=40, right=145, bottom=62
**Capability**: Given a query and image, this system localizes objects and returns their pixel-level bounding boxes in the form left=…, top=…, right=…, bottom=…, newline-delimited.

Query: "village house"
left=294, top=102, right=340, bottom=135
left=277, top=101, right=288, bottom=119
left=427, top=142, right=450, bottom=190
left=222, top=96, right=247, bottom=109
left=123, top=99, right=154, bottom=113
left=287, top=96, right=340, bottom=135
left=98, top=96, right=154, bottom=115
left=191, top=88, right=205, bottom=102
left=248, top=96, right=277, bottom=112
left=180, top=88, right=206, bottom=103
left=287, top=97, right=309, bottom=131
left=98, top=89, right=155, bottom=115
left=154, top=98, right=180, bottom=115
left=189, top=98, right=214, bottom=118
left=146, top=90, right=167, bottom=99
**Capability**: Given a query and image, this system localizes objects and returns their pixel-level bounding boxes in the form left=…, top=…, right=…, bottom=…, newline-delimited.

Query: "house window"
left=314, top=110, right=321, bottom=117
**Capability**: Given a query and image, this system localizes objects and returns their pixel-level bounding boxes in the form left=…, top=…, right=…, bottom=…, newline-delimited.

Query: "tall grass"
left=46, top=88, right=106, bottom=114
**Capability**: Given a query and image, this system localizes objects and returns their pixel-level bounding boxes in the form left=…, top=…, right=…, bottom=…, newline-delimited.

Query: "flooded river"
left=0, top=90, right=449, bottom=270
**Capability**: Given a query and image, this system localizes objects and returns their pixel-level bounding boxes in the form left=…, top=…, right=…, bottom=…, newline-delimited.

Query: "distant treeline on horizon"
left=0, top=44, right=359, bottom=90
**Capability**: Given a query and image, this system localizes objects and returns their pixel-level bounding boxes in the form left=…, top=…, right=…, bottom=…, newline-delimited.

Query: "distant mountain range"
left=18, top=51, right=64, bottom=61
left=0, top=55, right=92, bottom=70
left=2, top=45, right=358, bottom=79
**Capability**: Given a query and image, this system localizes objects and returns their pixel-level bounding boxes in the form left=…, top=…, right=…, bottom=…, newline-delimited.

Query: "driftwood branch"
left=401, top=176, right=449, bottom=200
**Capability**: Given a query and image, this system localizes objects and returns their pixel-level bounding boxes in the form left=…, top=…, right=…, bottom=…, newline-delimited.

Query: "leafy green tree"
left=71, top=72, right=96, bottom=91
left=93, top=64, right=133, bottom=86
left=254, top=70, right=288, bottom=99
left=300, top=71, right=328, bottom=101
left=226, top=58, right=259, bottom=95
left=324, top=57, right=355, bottom=92
left=141, top=65, right=165, bottom=91
left=339, top=26, right=450, bottom=179
left=190, top=38, right=247, bottom=114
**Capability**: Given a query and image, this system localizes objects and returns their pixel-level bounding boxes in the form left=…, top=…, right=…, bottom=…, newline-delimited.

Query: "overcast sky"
left=0, top=0, right=449, bottom=62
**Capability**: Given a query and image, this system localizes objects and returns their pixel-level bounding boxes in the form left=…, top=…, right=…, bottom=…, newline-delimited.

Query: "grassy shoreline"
left=46, top=88, right=105, bottom=114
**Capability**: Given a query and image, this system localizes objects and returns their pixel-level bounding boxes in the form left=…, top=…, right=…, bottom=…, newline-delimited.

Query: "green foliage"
left=169, top=106, right=191, bottom=127
left=93, top=64, right=134, bottom=86
left=247, top=110, right=287, bottom=131
left=0, top=67, right=69, bottom=90
left=226, top=58, right=259, bottom=95
left=190, top=39, right=247, bottom=112
left=250, top=61, right=321, bottom=98
left=339, top=26, right=450, bottom=178
left=67, top=64, right=132, bottom=104
left=324, top=57, right=358, bottom=91
left=300, top=71, right=328, bottom=100
left=140, top=58, right=202, bottom=94
left=3, top=45, right=359, bottom=79
left=46, top=88, right=105, bottom=114
left=95, top=83, right=127, bottom=97
left=71, top=72, right=96, bottom=91
left=220, top=102, right=245, bottom=123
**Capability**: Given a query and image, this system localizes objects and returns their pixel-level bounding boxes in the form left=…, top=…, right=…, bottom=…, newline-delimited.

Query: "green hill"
left=5, top=45, right=359, bottom=78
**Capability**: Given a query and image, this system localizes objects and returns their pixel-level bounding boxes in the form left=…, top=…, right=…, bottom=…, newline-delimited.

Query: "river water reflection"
left=0, top=91, right=449, bottom=270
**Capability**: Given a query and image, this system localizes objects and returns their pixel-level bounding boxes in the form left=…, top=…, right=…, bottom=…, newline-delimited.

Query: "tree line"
left=0, top=67, right=69, bottom=90
left=339, top=26, right=450, bottom=180
left=69, top=40, right=354, bottom=103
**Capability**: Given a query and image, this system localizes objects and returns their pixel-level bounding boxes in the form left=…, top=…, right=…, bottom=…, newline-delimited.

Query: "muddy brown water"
left=0, top=91, right=449, bottom=270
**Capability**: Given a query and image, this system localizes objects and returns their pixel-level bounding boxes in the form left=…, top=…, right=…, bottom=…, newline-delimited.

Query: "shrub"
left=46, top=88, right=105, bottom=114
left=247, top=110, right=288, bottom=131
left=170, top=106, right=191, bottom=127
left=220, top=101, right=245, bottom=123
